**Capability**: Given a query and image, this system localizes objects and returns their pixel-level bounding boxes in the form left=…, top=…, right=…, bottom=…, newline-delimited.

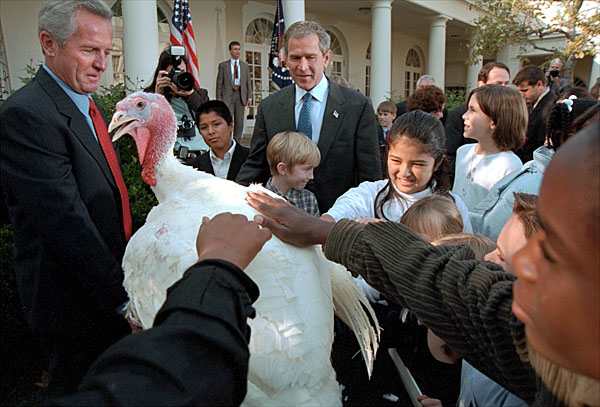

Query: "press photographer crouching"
left=144, top=46, right=210, bottom=162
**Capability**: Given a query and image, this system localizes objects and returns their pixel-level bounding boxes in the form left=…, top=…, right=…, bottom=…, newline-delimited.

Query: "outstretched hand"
left=196, top=212, right=271, bottom=269
left=246, top=191, right=334, bottom=247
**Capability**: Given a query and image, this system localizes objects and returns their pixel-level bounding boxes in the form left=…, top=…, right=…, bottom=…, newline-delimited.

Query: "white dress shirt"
left=230, top=59, right=241, bottom=87
left=209, top=140, right=237, bottom=179
left=294, top=74, right=329, bottom=144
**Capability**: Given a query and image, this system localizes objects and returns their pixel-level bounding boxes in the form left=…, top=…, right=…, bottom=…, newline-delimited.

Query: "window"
left=325, top=30, right=345, bottom=79
left=245, top=18, right=273, bottom=45
left=244, top=18, right=274, bottom=115
left=405, top=48, right=422, bottom=98
left=326, top=30, right=344, bottom=78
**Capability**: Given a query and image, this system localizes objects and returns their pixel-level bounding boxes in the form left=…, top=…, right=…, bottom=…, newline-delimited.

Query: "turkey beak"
left=109, top=112, right=139, bottom=142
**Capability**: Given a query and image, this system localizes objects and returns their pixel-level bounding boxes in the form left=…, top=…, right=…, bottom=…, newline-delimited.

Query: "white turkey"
left=108, top=92, right=379, bottom=406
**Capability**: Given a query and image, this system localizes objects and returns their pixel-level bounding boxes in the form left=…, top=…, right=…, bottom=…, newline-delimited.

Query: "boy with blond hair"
left=265, top=131, right=321, bottom=216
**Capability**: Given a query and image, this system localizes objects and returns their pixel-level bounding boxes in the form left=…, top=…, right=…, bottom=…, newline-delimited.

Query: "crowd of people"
left=1, top=0, right=599, bottom=405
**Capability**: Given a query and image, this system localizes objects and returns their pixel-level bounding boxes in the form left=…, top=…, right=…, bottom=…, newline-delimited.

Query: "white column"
left=122, top=0, right=159, bottom=91
left=589, top=54, right=599, bottom=92
left=466, top=54, right=483, bottom=92
left=427, top=15, right=450, bottom=90
left=370, top=0, right=392, bottom=108
left=496, top=45, right=521, bottom=81
left=282, top=0, right=304, bottom=27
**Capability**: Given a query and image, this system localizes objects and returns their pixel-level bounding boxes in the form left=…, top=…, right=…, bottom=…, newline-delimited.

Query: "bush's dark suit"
left=236, top=79, right=382, bottom=212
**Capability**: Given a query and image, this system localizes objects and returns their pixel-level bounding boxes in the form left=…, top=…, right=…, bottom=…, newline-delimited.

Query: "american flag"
left=170, top=0, right=200, bottom=88
left=269, top=0, right=292, bottom=89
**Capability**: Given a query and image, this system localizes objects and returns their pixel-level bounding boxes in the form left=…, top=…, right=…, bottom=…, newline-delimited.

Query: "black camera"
left=177, top=114, right=196, bottom=140
left=549, top=69, right=559, bottom=78
left=168, top=69, right=194, bottom=92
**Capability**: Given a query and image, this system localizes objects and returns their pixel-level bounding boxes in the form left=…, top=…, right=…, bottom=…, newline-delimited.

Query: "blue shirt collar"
left=295, top=73, right=328, bottom=104
left=43, top=64, right=91, bottom=116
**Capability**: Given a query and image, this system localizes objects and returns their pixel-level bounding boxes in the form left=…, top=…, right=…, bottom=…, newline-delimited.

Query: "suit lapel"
left=36, top=69, right=117, bottom=189
left=277, top=85, right=296, bottom=132
left=224, top=61, right=233, bottom=87
left=318, top=80, right=345, bottom=160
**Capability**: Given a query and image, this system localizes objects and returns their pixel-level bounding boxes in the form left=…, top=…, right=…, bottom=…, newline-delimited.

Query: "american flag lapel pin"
left=333, top=110, right=339, bottom=119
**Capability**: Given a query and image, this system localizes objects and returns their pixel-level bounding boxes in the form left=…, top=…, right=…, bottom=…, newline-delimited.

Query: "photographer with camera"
left=546, top=58, right=568, bottom=95
left=145, top=46, right=210, bottom=161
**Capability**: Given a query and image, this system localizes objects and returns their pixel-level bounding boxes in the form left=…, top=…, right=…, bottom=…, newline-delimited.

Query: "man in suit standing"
left=216, top=41, right=252, bottom=143
left=0, top=0, right=130, bottom=397
left=236, top=21, right=381, bottom=213
left=513, top=65, right=558, bottom=163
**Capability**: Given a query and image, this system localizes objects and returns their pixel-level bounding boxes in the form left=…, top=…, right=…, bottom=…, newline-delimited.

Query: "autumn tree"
left=467, top=0, right=600, bottom=83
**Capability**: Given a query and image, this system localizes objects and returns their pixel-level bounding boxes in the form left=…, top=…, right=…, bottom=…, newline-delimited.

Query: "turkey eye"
left=136, top=101, right=145, bottom=110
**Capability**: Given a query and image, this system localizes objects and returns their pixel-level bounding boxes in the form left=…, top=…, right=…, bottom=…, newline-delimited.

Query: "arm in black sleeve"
left=48, top=259, right=259, bottom=406
left=186, top=86, right=210, bottom=113
left=324, top=219, right=538, bottom=404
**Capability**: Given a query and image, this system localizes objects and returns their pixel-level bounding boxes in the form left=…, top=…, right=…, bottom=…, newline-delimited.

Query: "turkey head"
left=109, top=92, right=177, bottom=186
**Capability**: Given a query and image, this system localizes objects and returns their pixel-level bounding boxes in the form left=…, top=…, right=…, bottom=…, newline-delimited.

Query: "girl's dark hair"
left=374, top=110, right=449, bottom=220
left=143, top=47, right=194, bottom=100
left=546, top=98, right=600, bottom=149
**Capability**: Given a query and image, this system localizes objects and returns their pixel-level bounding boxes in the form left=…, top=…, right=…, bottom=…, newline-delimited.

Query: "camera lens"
left=169, top=69, right=194, bottom=92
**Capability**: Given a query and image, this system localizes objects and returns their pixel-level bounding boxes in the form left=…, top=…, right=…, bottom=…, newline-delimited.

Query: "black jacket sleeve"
left=48, top=259, right=259, bottom=406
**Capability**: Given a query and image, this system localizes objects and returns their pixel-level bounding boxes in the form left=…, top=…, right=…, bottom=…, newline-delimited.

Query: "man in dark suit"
left=236, top=21, right=381, bottom=213
left=513, top=65, right=558, bottom=162
left=216, top=41, right=252, bottom=143
left=188, top=100, right=249, bottom=180
left=0, top=0, right=130, bottom=397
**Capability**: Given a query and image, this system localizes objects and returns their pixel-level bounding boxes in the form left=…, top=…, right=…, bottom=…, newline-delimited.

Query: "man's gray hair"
left=38, top=0, right=112, bottom=47
left=283, top=21, right=330, bottom=56
left=417, top=75, right=436, bottom=88
left=550, top=58, right=563, bottom=67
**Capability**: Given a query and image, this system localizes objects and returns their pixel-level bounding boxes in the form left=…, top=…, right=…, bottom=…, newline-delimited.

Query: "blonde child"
left=453, top=84, right=526, bottom=214
left=400, top=193, right=464, bottom=242
left=265, top=131, right=321, bottom=216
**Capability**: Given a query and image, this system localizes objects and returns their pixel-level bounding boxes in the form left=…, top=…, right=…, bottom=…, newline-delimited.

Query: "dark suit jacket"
left=235, top=80, right=382, bottom=212
left=0, top=68, right=129, bottom=333
left=188, top=143, right=249, bottom=181
left=517, top=91, right=557, bottom=162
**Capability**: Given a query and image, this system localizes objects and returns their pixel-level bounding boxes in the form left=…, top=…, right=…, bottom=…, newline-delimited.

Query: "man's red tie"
left=88, top=98, right=132, bottom=241
left=385, top=129, right=389, bottom=140
left=233, top=61, right=240, bottom=91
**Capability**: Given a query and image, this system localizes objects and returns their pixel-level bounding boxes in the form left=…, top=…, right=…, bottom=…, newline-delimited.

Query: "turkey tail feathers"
left=328, top=261, right=380, bottom=378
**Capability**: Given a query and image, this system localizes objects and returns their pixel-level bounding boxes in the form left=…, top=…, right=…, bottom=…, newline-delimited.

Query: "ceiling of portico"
left=255, top=0, right=475, bottom=43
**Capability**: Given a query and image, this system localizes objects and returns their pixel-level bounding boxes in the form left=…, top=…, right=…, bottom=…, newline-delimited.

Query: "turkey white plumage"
left=109, top=92, right=379, bottom=405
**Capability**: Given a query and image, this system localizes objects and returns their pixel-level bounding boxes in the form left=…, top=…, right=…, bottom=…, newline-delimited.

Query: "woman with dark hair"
left=406, top=85, right=446, bottom=120
left=144, top=47, right=210, bottom=160
left=322, top=110, right=471, bottom=229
